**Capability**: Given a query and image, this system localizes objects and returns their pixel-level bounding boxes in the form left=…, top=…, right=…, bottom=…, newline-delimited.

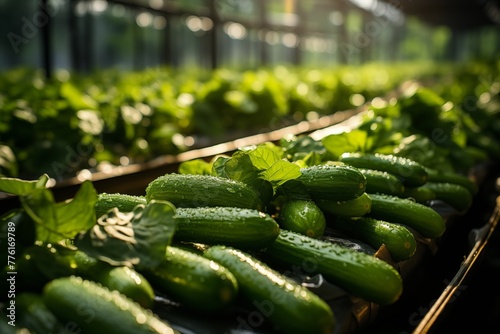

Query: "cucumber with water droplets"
left=298, top=164, right=366, bottom=201
left=264, top=229, right=403, bottom=305
left=339, top=152, right=428, bottom=187
left=146, top=173, right=264, bottom=210
left=401, top=186, right=436, bottom=203
left=358, top=168, right=405, bottom=196
left=330, top=216, right=417, bottom=262
left=144, top=246, right=238, bottom=313
left=421, top=182, right=473, bottom=212
left=204, top=245, right=336, bottom=334
left=315, top=192, right=372, bottom=217
left=43, top=276, right=178, bottom=334
left=368, top=193, right=445, bottom=239
left=278, top=199, right=326, bottom=238
left=95, top=193, right=147, bottom=217
left=173, top=206, right=280, bottom=250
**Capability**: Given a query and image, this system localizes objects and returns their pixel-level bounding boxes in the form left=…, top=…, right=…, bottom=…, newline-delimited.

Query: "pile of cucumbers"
left=1, top=134, right=481, bottom=334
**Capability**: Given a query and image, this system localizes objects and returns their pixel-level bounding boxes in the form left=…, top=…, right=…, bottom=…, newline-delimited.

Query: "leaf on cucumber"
left=75, top=200, right=177, bottom=270
left=0, top=174, right=49, bottom=196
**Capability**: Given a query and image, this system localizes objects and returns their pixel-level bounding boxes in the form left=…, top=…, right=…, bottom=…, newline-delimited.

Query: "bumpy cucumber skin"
left=265, top=230, right=403, bottom=305
left=174, top=207, right=280, bottom=250
left=145, top=173, right=263, bottom=211
left=204, top=245, right=335, bottom=334
left=425, top=168, right=478, bottom=195
left=422, top=182, right=473, bottom=212
left=339, top=152, right=428, bottom=187
left=144, top=246, right=238, bottom=313
left=74, top=251, right=155, bottom=309
left=278, top=199, right=326, bottom=238
left=315, top=192, right=372, bottom=217
left=95, top=193, right=147, bottom=218
left=43, top=276, right=178, bottom=334
left=359, top=168, right=405, bottom=196
left=402, top=186, right=436, bottom=203
left=368, top=194, right=445, bottom=239
left=331, top=217, right=417, bottom=262
left=298, top=164, right=366, bottom=201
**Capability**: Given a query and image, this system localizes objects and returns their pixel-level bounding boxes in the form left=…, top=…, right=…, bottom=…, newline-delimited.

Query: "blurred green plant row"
left=0, top=60, right=498, bottom=181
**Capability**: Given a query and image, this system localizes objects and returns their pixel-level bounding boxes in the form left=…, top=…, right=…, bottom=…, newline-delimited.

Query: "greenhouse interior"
left=1, top=0, right=500, bottom=333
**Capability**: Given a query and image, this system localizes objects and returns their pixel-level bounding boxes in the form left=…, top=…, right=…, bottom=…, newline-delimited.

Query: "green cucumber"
left=359, top=168, right=405, bottom=196
left=204, top=245, right=335, bottom=334
left=298, top=164, right=366, bottom=201
left=424, top=168, right=478, bottom=195
left=315, top=192, right=372, bottom=217
left=73, top=251, right=155, bottom=309
left=339, top=152, right=428, bottom=187
left=144, top=246, right=238, bottom=313
left=95, top=193, right=147, bottom=218
left=146, top=173, right=263, bottom=210
left=264, top=229, right=403, bottom=305
left=43, top=276, right=178, bottom=334
left=16, top=292, right=65, bottom=334
left=402, top=186, right=436, bottom=203
left=330, top=217, right=417, bottom=262
left=368, top=194, right=445, bottom=239
left=173, top=207, right=280, bottom=250
left=421, top=182, right=473, bottom=212
left=278, top=199, right=326, bottom=238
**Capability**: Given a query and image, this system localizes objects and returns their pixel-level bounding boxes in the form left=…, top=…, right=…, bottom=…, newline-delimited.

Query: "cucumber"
left=424, top=168, right=478, bottom=195
left=368, top=194, right=445, bottom=239
left=359, top=168, right=405, bottom=196
left=421, top=182, right=473, bottom=212
left=73, top=251, right=155, bottom=309
left=204, top=245, right=335, bottom=334
left=401, top=186, right=436, bottom=203
left=330, top=217, right=417, bottom=262
left=16, top=292, right=66, bottom=334
left=173, top=207, right=280, bottom=250
left=43, top=276, right=178, bottom=334
left=95, top=193, right=147, bottom=218
left=278, top=199, right=326, bottom=238
left=145, top=173, right=263, bottom=210
left=144, top=246, right=238, bottom=313
left=264, top=229, right=403, bottom=305
left=339, top=152, right=428, bottom=187
left=298, top=164, right=366, bottom=201
left=315, top=192, right=372, bottom=217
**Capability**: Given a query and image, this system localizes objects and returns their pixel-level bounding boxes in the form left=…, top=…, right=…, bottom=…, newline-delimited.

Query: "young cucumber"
left=424, top=168, right=478, bottom=195
left=264, top=229, right=403, bottom=305
left=401, top=186, right=436, bottom=203
left=174, top=207, right=280, bottom=250
left=204, top=245, right=336, bottom=334
left=315, top=192, right=372, bottom=217
left=95, top=193, right=147, bottom=218
left=143, top=246, right=238, bottom=313
left=339, top=152, right=428, bottom=187
left=330, top=216, right=417, bottom=262
left=43, top=276, right=178, bottom=334
left=73, top=250, right=156, bottom=309
left=145, top=173, right=264, bottom=210
left=358, top=168, right=405, bottom=196
left=298, top=164, right=366, bottom=201
left=368, top=194, right=445, bottom=239
left=278, top=199, right=326, bottom=238
left=421, top=182, right=473, bottom=212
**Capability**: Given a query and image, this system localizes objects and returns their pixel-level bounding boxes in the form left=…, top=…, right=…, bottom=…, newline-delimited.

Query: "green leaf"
left=22, top=181, right=98, bottom=243
left=178, top=159, right=213, bottom=175
left=260, top=160, right=301, bottom=187
left=322, top=130, right=369, bottom=159
left=0, top=174, right=49, bottom=196
left=75, top=200, right=177, bottom=270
